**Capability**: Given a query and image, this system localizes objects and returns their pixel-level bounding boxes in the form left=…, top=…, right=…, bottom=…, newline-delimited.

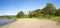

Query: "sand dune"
left=0, top=18, right=58, bottom=28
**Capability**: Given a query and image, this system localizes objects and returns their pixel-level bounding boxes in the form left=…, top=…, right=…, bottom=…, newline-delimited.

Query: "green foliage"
left=51, top=16, right=60, bottom=21
left=16, top=11, right=24, bottom=18
left=34, top=9, right=41, bottom=17
left=29, top=9, right=41, bottom=18
left=41, top=3, right=56, bottom=16
left=55, top=8, right=60, bottom=16
left=0, top=15, right=11, bottom=19
left=29, top=11, right=33, bottom=18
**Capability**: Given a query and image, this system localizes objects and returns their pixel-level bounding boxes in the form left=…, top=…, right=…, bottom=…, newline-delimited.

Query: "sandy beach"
left=0, top=18, right=58, bottom=28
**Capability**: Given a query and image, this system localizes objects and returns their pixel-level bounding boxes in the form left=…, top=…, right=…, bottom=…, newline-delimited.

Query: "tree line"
left=0, top=3, right=60, bottom=19
left=16, top=3, right=60, bottom=18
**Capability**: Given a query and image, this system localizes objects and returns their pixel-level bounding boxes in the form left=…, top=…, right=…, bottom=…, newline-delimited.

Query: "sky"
left=0, top=0, right=60, bottom=16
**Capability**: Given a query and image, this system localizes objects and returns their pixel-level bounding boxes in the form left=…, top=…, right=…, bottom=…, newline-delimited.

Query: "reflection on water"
left=0, top=19, right=15, bottom=25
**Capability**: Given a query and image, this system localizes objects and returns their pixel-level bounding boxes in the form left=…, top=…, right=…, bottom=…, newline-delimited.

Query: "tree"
left=29, top=9, right=41, bottom=18
left=16, top=11, right=24, bottom=18
left=0, top=15, right=11, bottom=19
left=55, top=8, right=60, bottom=16
left=41, top=3, right=56, bottom=16
left=29, top=11, right=33, bottom=18
left=33, top=9, right=41, bottom=17
left=41, top=3, right=57, bottom=19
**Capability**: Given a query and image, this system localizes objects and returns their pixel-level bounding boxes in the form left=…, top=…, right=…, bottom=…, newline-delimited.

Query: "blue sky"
left=0, top=0, right=60, bottom=16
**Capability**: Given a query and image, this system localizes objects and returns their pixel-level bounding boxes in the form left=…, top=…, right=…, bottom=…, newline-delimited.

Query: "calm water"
left=0, top=19, right=15, bottom=25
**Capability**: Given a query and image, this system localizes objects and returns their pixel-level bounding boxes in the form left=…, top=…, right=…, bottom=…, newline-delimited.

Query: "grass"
left=32, top=16, right=60, bottom=23
left=50, top=16, right=60, bottom=21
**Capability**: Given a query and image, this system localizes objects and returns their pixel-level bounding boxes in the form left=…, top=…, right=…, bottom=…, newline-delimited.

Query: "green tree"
left=33, top=9, right=41, bottom=17
left=0, top=15, right=11, bottom=19
left=16, top=11, right=24, bottom=18
left=29, top=9, right=41, bottom=18
left=41, top=3, right=56, bottom=16
left=55, top=8, right=60, bottom=16
left=29, top=11, right=32, bottom=18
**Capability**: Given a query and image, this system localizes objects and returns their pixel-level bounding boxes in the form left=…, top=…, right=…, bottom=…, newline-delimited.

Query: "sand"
left=0, top=18, right=58, bottom=28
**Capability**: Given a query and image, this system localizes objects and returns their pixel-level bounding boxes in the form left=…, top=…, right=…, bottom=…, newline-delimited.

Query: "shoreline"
left=0, top=18, right=58, bottom=28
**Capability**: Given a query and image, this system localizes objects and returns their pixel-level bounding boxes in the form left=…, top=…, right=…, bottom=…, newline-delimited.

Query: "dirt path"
left=0, top=18, right=58, bottom=28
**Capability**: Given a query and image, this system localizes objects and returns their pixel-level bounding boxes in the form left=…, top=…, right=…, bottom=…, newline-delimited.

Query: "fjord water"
left=0, top=19, right=15, bottom=25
